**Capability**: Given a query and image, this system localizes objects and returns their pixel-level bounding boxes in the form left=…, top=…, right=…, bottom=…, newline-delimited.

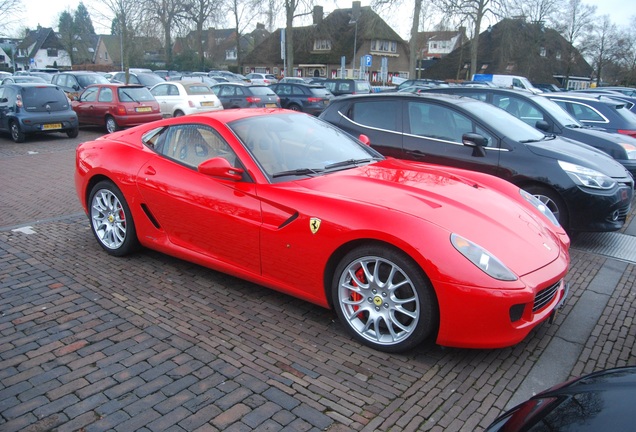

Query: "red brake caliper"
left=350, top=267, right=366, bottom=312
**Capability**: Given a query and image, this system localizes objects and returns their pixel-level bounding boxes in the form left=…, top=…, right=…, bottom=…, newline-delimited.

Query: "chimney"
left=313, top=6, right=323, bottom=24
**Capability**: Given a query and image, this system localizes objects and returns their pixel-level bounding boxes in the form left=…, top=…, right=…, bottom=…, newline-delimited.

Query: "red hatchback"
left=72, top=84, right=162, bottom=133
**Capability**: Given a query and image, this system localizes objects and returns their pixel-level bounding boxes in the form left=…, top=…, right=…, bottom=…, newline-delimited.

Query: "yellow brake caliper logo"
left=309, top=217, right=321, bottom=234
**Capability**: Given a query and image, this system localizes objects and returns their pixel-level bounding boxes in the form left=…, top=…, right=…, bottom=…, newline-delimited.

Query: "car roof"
left=547, top=92, right=629, bottom=106
left=1, top=82, right=59, bottom=88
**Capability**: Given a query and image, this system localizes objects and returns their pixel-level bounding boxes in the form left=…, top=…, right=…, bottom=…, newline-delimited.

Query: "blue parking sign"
left=364, top=55, right=372, bottom=67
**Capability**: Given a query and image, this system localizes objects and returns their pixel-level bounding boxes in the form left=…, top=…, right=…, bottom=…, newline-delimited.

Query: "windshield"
left=462, top=100, right=546, bottom=142
left=77, top=74, right=109, bottom=87
left=229, top=113, right=382, bottom=180
left=535, top=95, right=581, bottom=126
left=138, top=74, right=165, bottom=87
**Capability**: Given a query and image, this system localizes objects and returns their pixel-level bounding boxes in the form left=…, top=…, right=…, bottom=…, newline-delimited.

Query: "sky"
left=9, top=0, right=636, bottom=40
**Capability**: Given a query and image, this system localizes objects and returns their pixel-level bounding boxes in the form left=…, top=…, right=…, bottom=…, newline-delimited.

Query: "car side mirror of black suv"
left=461, top=133, right=488, bottom=157
left=536, top=120, right=550, bottom=132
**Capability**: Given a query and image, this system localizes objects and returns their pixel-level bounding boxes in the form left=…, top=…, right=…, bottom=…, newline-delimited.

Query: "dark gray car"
left=418, top=86, right=636, bottom=176
left=0, top=83, right=79, bottom=143
left=211, top=84, right=281, bottom=109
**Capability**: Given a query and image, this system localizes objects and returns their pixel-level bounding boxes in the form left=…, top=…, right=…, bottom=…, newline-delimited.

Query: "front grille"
left=533, top=280, right=561, bottom=312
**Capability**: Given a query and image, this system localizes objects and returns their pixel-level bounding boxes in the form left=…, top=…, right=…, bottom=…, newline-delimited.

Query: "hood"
left=524, top=135, right=628, bottom=178
left=299, top=159, right=564, bottom=277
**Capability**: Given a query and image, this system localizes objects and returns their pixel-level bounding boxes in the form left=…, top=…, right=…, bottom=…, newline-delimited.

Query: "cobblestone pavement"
left=1, top=130, right=635, bottom=432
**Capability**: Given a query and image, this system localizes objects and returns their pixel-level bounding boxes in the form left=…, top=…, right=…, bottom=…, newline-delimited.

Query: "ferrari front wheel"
left=88, top=180, right=138, bottom=256
left=332, top=246, right=437, bottom=352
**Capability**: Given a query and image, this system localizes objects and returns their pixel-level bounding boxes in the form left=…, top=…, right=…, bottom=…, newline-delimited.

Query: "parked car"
left=179, top=74, right=226, bottom=87
left=319, top=93, right=634, bottom=233
left=277, top=77, right=307, bottom=84
left=71, top=84, right=162, bottom=133
left=322, top=78, right=372, bottom=96
left=51, top=71, right=110, bottom=100
left=393, top=78, right=447, bottom=91
left=486, top=366, right=636, bottom=431
left=1, top=75, right=47, bottom=85
left=153, top=70, right=182, bottom=81
left=150, top=80, right=223, bottom=117
left=570, top=88, right=636, bottom=113
left=211, top=83, right=280, bottom=109
left=244, top=72, right=277, bottom=85
left=75, top=109, right=569, bottom=352
left=545, top=93, right=636, bottom=139
left=0, top=83, right=79, bottom=142
left=268, top=83, right=333, bottom=115
left=208, top=70, right=244, bottom=83
left=417, top=86, right=636, bottom=175
left=11, top=71, right=53, bottom=83
left=111, top=72, right=165, bottom=89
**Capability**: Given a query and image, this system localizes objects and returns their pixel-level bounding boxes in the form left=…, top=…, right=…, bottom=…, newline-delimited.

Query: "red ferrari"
left=71, top=83, right=162, bottom=133
left=75, top=109, right=570, bottom=352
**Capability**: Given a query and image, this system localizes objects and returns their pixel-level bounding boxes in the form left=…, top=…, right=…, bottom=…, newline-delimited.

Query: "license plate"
left=201, top=101, right=215, bottom=107
left=265, top=103, right=277, bottom=108
left=136, top=107, right=152, bottom=112
left=42, top=123, right=62, bottom=130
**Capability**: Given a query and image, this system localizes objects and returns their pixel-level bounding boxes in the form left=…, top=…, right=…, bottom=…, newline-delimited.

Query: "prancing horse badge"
left=310, top=217, right=321, bottom=234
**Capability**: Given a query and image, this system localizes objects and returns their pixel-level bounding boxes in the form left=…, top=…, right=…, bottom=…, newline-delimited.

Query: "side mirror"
left=198, top=157, right=244, bottom=181
left=358, top=134, right=371, bottom=146
left=73, top=84, right=80, bottom=91
left=535, top=120, right=550, bottom=132
left=461, top=133, right=488, bottom=157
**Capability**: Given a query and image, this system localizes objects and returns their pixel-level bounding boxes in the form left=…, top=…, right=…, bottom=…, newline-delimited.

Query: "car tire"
left=10, top=120, right=25, bottom=143
left=524, top=185, right=569, bottom=231
left=67, top=126, right=79, bottom=138
left=88, top=180, right=139, bottom=257
left=105, top=116, right=119, bottom=134
left=174, top=110, right=185, bottom=117
left=331, top=245, right=438, bottom=352
left=288, top=104, right=301, bottom=111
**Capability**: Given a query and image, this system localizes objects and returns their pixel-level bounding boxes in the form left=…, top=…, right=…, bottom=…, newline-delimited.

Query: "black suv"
left=320, top=93, right=634, bottom=232
left=0, top=83, right=79, bottom=142
left=51, top=71, right=110, bottom=100
left=417, top=86, right=636, bottom=176
left=268, top=83, right=333, bottom=115
left=322, top=79, right=372, bottom=96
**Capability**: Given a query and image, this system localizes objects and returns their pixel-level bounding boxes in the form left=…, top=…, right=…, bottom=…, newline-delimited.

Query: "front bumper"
left=567, top=180, right=634, bottom=232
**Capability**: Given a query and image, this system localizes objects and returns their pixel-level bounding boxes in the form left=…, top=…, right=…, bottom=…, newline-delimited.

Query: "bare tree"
left=586, top=15, right=619, bottom=85
left=283, top=0, right=313, bottom=77
left=227, top=0, right=263, bottom=73
left=434, top=0, right=506, bottom=79
left=549, top=0, right=596, bottom=88
left=184, top=0, right=221, bottom=70
left=505, top=0, right=558, bottom=23
left=143, top=0, right=193, bottom=67
left=0, top=0, right=23, bottom=36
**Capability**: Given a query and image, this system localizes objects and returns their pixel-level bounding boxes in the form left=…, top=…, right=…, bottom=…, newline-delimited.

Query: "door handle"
left=144, top=166, right=156, bottom=175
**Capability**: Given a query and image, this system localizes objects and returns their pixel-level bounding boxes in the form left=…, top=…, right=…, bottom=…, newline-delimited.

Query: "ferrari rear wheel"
left=332, top=246, right=437, bottom=352
left=88, top=180, right=138, bottom=256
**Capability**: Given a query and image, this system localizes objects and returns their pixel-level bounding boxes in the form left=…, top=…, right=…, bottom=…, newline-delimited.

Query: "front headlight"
left=558, top=160, right=616, bottom=189
left=619, top=143, right=636, bottom=160
left=520, top=189, right=560, bottom=227
left=450, top=233, right=518, bottom=281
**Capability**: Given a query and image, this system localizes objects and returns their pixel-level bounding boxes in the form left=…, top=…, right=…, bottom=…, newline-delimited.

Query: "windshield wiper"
left=272, top=167, right=324, bottom=178
left=324, top=158, right=378, bottom=170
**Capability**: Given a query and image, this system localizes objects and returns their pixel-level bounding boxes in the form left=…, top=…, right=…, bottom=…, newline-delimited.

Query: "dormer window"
left=226, top=49, right=237, bottom=60
left=370, top=40, right=397, bottom=53
left=313, top=39, right=331, bottom=51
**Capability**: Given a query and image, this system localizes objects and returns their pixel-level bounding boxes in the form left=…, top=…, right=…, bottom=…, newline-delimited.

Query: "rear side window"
left=309, top=87, right=331, bottom=97
left=351, top=100, right=400, bottom=132
left=21, top=87, right=69, bottom=111
left=249, top=86, right=276, bottom=96
left=355, top=82, right=371, bottom=92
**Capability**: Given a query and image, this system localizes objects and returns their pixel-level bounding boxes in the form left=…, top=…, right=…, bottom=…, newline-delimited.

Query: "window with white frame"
left=313, top=39, right=331, bottom=51
left=226, top=49, right=237, bottom=60
left=540, top=47, right=546, bottom=57
left=371, top=40, right=397, bottom=53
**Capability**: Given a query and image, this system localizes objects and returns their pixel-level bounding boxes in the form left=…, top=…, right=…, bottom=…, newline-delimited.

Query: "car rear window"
left=249, top=86, right=276, bottom=96
left=21, top=86, right=69, bottom=112
left=185, top=84, right=213, bottom=95
left=309, top=87, right=332, bottom=97
left=118, top=87, right=155, bottom=102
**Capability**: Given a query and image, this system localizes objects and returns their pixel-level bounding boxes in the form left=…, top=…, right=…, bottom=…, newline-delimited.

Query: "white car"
left=245, top=73, right=277, bottom=85
left=150, top=81, right=223, bottom=117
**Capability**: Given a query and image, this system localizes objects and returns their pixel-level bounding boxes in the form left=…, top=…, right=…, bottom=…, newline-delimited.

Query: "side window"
left=98, top=87, right=113, bottom=102
left=151, top=84, right=168, bottom=97
left=158, top=124, right=238, bottom=169
left=220, top=86, right=234, bottom=97
left=168, top=84, right=179, bottom=96
left=80, top=87, right=98, bottom=102
left=570, top=103, right=605, bottom=122
left=351, top=100, right=400, bottom=132
left=291, top=85, right=304, bottom=96
left=459, top=91, right=487, bottom=102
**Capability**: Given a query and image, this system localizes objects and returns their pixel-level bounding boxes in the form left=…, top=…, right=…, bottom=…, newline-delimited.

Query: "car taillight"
left=618, top=129, right=636, bottom=138
left=116, top=105, right=126, bottom=115
left=307, top=97, right=321, bottom=103
left=16, top=94, right=23, bottom=108
left=264, top=79, right=271, bottom=84
left=246, top=97, right=261, bottom=103
left=188, top=100, right=195, bottom=107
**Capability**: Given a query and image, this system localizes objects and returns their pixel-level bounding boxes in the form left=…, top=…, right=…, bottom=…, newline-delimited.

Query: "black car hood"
left=487, top=367, right=636, bottom=431
left=524, top=135, right=628, bottom=177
